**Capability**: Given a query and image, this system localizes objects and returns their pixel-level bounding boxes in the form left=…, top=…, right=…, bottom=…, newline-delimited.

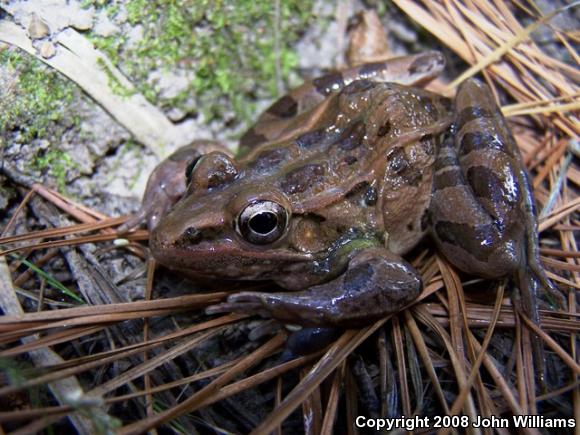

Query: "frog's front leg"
left=119, top=140, right=231, bottom=232
left=206, top=248, right=422, bottom=327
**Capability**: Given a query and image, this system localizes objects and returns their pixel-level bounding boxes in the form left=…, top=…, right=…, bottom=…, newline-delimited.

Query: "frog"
left=124, top=51, right=552, bottom=330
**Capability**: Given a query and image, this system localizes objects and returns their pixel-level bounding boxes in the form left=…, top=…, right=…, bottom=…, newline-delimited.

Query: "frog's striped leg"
left=430, top=78, right=555, bottom=385
left=430, top=78, right=545, bottom=279
left=206, top=248, right=422, bottom=327
left=238, top=51, right=445, bottom=155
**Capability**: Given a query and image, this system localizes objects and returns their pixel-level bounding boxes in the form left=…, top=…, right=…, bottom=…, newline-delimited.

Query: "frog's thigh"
left=206, top=248, right=422, bottom=327
left=239, top=52, right=445, bottom=153
left=431, top=79, right=528, bottom=278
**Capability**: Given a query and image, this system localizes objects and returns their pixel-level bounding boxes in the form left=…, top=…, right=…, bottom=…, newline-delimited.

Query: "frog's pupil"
left=249, top=212, right=278, bottom=234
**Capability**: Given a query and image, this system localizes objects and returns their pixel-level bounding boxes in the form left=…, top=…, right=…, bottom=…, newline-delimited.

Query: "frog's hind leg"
left=206, top=248, right=422, bottom=328
left=431, top=78, right=555, bottom=386
left=430, top=78, right=546, bottom=279
left=238, top=52, right=445, bottom=155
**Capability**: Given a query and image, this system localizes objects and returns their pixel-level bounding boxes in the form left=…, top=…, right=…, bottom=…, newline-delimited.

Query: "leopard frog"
left=127, top=52, right=550, bottom=328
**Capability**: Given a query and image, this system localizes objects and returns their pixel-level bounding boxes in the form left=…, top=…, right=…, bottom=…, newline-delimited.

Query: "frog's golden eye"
left=236, top=200, right=289, bottom=245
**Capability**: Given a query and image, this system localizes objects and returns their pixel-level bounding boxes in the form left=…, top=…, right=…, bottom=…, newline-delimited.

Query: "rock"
left=68, top=9, right=93, bottom=31
left=28, top=13, right=50, bottom=39
left=93, top=10, right=118, bottom=37
left=166, top=107, right=186, bottom=122
left=125, top=24, right=143, bottom=49
left=148, top=68, right=193, bottom=100
left=39, top=40, right=56, bottom=58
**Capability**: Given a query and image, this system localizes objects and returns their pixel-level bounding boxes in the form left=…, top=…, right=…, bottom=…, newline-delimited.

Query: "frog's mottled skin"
left=131, top=52, right=550, bottom=328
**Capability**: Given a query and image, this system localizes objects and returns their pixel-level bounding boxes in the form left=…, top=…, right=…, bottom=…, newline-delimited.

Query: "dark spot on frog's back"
left=251, top=147, right=289, bottom=171
left=420, top=133, right=436, bottom=155
left=344, top=263, right=374, bottom=293
left=266, top=95, right=298, bottom=118
left=313, top=71, right=345, bottom=96
left=387, top=147, right=408, bottom=174
left=388, top=147, right=423, bottom=187
left=342, top=79, right=376, bottom=95
left=296, top=129, right=327, bottom=149
left=239, top=127, right=268, bottom=151
left=377, top=120, right=391, bottom=137
left=364, top=186, right=378, bottom=206
left=434, top=154, right=458, bottom=172
left=344, top=155, right=358, bottom=165
left=440, top=97, right=453, bottom=112
left=336, top=121, right=366, bottom=151
left=280, top=163, right=326, bottom=195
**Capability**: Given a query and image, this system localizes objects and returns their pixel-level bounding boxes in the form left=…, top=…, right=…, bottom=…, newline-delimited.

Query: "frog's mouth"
left=150, top=224, right=313, bottom=280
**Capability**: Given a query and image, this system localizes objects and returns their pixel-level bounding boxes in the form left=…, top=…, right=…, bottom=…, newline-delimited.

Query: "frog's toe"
left=117, top=208, right=148, bottom=234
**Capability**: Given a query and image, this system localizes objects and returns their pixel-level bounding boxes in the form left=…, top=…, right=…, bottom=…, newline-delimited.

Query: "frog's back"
left=239, top=81, right=452, bottom=253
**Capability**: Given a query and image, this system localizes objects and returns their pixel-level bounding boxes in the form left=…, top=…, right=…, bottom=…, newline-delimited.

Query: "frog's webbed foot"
left=118, top=141, right=230, bottom=234
left=206, top=248, right=422, bottom=328
left=118, top=208, right=149, bottom=235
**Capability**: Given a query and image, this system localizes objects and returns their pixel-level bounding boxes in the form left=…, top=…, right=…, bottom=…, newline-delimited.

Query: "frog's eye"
left=236, top=200, right=289, bottom=245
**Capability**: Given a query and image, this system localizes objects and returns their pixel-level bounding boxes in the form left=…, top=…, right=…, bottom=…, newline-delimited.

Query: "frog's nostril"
left=182, top=226, right=202, bottom=243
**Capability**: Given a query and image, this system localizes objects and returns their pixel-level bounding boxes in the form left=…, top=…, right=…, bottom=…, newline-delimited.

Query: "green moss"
left=32, top=149, right=75, bottom=193
left=0, top=50, right=78, bottom=142
left=88, top=0, right=315, bottom=124
left=0, top=49, right=82, bottom=192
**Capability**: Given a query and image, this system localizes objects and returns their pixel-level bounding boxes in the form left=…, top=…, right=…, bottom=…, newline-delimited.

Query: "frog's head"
left=150, top=151, right=322, bottom=282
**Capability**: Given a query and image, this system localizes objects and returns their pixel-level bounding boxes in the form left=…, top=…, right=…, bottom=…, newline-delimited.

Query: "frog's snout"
left=150, top=221, right=203, bottom=251
left=148, top=223, right=170, bottom=254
